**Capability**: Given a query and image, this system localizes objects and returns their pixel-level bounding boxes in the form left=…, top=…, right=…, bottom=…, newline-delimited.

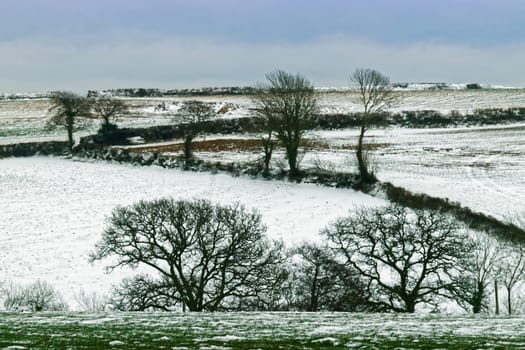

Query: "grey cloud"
left=1, top=35, right=525, bottom=93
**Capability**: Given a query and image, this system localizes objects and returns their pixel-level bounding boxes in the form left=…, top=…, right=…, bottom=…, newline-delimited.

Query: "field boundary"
left=2, top=140, right=524, bottom=242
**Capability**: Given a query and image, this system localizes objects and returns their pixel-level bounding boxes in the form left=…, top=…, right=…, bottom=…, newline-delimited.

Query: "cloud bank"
left=1, top=34, right=525, bottom=93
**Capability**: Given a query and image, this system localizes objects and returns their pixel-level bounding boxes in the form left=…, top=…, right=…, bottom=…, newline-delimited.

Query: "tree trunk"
left=184, top=134, right=193, bottom=166
left=495, top=280, right=499, bottom=315
left=287, top=146, right=298, bottom=178
left=472, top=281, right=484, bottom=314
left=405, top=301, right=416, bottom=313
left=66, top=114, right=74, bottom=150
left=507, top=286, right=512, bottom=315
left=356, top=123, right=372, bottom=183
left=308, top=265, right=320, bottom=312
left=262, top=133, right=273, bottom=177
left=185, top=298, right=201, bottom=312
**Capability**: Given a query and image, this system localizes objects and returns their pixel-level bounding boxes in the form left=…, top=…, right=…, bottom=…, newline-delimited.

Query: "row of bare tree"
left=85, top=198, right=525, bottom=313
left=49, top=68, right=392, bottom=183
left=252, top=68, right=391, bottom=182
left=48, top=93, right=129, bottom=149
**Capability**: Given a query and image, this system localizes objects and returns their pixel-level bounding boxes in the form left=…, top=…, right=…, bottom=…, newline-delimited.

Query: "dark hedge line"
left=319, top=107, right=525, bottom=129
left=84, top=107, right=525, bottom=146
left=3, top=139, right=524, bottom=244
left=0, top=141, right=70, bottom=158
left=87, top=86, right=258, bottom=98
left=380, top=182, right=525, bottom=242
left=82, top=116, right=267, bottom=145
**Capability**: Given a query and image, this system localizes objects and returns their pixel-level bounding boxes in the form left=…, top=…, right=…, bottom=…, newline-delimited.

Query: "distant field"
left=2, top=89, right=525, bottom=144
left=123, top=123, right=525, bottom=223
left=1, top=311, right=525, bottom=349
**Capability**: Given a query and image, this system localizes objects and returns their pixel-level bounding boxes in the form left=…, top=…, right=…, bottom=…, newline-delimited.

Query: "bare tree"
left=2, top=281, right=28, bottom=311
left=74, top=289, right=109, bottom=312
left=497, top=243, right=525, bottom=314
left=3, top=280, right=68, bottom=311
left=451, top=236, right=501, bottom=313
left=176, top=100, right=216, bottom=165
left=291, top=242, right=373, bottom=311
left=90, top=198, right=287, bottom=311
left=253, top=70, right=319, bottom=177
left=91, top=96, right=129, bottom=129
left=25, top=280, right=68, bottom=311
left=323, top=205, right=470, bottom=313
left=350, top=68, right=394, bottom=183
left=48, top=91, right=92, bottom=150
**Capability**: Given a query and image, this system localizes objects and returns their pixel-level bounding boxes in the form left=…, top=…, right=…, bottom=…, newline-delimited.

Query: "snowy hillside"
left=0, top=157, right=384, bottom=308
left=2, top=88, right=525, bottom=308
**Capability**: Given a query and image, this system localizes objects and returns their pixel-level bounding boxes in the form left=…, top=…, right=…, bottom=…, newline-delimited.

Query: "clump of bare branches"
left=253, top=70, right=319, bottom=177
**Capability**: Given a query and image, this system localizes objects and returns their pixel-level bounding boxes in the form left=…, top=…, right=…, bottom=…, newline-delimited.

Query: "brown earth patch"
left=128, top=138, right=332, bottom=153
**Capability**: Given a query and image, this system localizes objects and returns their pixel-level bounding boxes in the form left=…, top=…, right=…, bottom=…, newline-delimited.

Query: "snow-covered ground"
left=155, top=123, right=525, bottom=222
left=0, top=157, right=383, bottom=308
left=2, top=90, right=525, bottom=308
left=314, top=124, right=525, bottom=222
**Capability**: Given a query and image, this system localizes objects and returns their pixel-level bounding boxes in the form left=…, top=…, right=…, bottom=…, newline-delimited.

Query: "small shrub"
left=2, top=280, right=68, bottom=312
left=2, top=282, right=27, bottom=311
left=74, top=289, right=108, bottom=312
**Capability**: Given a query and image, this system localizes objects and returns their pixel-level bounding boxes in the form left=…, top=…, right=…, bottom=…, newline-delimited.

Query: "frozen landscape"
left=1, top=87, right=525, bottom=348
left=0, top=156, right=383, bottom=306
left=1, top=88, right=525, bottom=307
left=3, top=0, right=525, bottom=347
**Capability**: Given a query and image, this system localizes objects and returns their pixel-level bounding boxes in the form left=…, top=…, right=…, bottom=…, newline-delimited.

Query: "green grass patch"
left=0, top=312, right=524, bottom=349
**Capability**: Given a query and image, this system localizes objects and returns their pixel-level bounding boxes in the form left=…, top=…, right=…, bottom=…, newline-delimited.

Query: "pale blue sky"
left=1, top=0, right=524, bottom=92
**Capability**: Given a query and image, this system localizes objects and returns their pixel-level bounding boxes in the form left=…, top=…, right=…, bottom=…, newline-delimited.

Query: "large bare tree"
left=48, top=91, right=91, bottom=150
left=350, top=68, right=394, bottom=183
left=323, top=205, right=470, bottom=313
left=90, top=198, right=287, bottom=311
left=253, top=70, right=319, bottom=177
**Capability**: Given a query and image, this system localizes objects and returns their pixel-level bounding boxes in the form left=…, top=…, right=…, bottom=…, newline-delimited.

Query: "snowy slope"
left=311, top=125, right=525, bottom=222
left=0, top=157, right=384, bottom=309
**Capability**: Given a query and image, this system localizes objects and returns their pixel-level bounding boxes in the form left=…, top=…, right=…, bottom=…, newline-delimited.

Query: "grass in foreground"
left=0, top=312, right=524, bottom=349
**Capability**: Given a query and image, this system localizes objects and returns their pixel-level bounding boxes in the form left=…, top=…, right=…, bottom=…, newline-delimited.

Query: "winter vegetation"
left=2, top=71, right=525, bottom=347
left=2, top=312, right=525, bottom=349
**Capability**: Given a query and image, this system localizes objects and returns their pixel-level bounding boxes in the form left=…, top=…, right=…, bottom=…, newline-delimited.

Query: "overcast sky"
left=1, top=0, right=524, bottom=93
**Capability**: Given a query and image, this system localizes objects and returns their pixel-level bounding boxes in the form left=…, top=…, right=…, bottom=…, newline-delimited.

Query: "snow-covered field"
left=166, top=123, right=525, bottom=222
left=315, top=124, right=525, bottom=222
left=0, top=157, right=383, bottom=308
left=2, top=89, right=525, bottom=308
